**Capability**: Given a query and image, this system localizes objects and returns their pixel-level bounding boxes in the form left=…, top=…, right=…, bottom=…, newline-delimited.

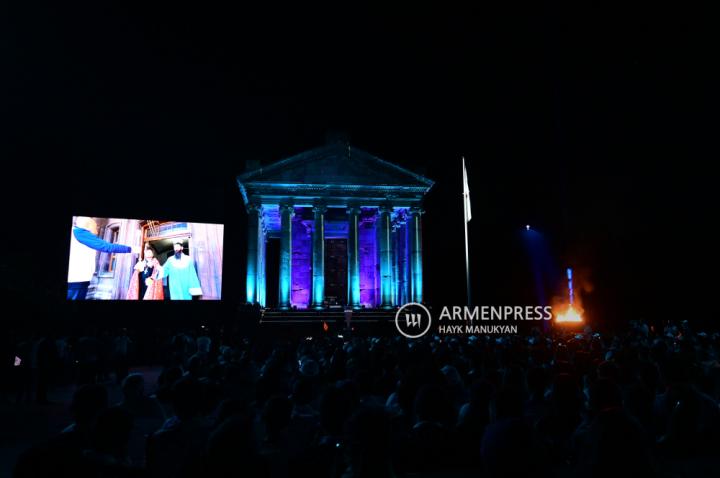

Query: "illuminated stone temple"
left=237, top=139, right=434, bottom=310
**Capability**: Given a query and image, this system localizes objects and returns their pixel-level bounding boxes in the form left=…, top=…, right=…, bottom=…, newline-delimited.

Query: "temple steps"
left=260, top=308, right=397, bottom=323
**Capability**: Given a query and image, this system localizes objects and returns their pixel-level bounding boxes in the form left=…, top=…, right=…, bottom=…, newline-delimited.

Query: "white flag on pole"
left=463, top=157, right=471, bottom=222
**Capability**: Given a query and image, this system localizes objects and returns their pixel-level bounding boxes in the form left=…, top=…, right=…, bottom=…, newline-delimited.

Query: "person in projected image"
left=67, top=216, right=140, bottom=300
left=126, top=245, right=164, bottom=300
left=160, top=240, right=203, bottom=300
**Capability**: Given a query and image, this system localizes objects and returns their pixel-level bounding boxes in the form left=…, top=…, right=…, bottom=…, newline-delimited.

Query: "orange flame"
left=323, top=321, right=329, bottom=332
left=555, top=304, right=583, bottom=323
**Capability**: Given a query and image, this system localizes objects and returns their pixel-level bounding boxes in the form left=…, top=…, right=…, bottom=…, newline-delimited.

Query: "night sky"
left=3, top=2, right=717, bottom=327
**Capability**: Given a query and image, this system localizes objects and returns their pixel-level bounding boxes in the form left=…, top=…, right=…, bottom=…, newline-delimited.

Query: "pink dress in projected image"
left=126, top=258, right=164, bottom=300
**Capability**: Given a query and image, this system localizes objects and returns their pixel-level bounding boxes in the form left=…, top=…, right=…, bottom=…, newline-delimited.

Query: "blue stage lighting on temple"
left=237, top=140, right=433, bottom=310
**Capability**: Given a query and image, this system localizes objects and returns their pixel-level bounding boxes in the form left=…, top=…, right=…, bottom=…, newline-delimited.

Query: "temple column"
left=347, top=206, right=361, bottom=309
left=391, top=223, right=398, bottom=306
left=279, top=204, right=294, bottom=310
left=379, top=204, right=394, bottom=309
left=257, top=216, right=267, bottom=307
left=408, top=207, right=424, bottom=303
left=246, top=204, right=260, bottom=303
left=396, top=216, right=409, bottom=306
left=311, top=204, right=327, bottom=309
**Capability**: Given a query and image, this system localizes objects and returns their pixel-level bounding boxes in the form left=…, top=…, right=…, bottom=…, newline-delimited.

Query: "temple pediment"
left=237, top=142, right=434, bottom=207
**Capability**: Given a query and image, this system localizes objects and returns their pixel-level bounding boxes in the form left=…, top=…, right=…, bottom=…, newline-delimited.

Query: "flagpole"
left=464, top=200, right=471, bottom=306
left=463, top=157, right=471, bottom=306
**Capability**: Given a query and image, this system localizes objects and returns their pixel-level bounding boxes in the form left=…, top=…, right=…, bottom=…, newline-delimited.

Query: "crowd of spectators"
left=4, top=319, right=720, bottom=477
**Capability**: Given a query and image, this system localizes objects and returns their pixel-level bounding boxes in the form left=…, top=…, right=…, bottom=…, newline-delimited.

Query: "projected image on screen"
left=67, top=216, right=224, bottom=300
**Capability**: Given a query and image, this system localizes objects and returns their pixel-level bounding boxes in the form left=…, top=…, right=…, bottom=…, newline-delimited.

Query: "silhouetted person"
left=0, top=331, right=14, bottom=402
left=112, top=329, right=132, bottom=384
left=118, top=373, right=165, bottom=466
left=146, top=378, right=210, bottom=478
left=206, top=414, right=268, bottom=478
left=64, top=383, right=111, bottom=447
left=75, top=334, right=103, bottom=385
left=481, top=385, right=550, bottom=478
left=441, top=365, right=468, bottom=411
left=35, top=335, right=58, bottom=404
left=118, top=374, right=163, bottom=419
left=535, top=372, right=582, bottom=463
left=14, top=384, right=108, bottom=477
left=81, top=406, right=141, bottom=476
left=404, top=384, right=457, bottom=472
left=655, top=353, right=720, bottom=456
left=13, top=336, right=33, bottom=403
left=525, top=366, right=548, bottom=420
left=295, top=386, right=353, bottom=477
left=457, top=379, right=495, bottom=464
left=342, top=407, right=396, bottom=478
left=574, top=379, right=658, bottom=478
left=287, top=376, right=320, bottom=457
left=259, top=395, right=292, bottom=478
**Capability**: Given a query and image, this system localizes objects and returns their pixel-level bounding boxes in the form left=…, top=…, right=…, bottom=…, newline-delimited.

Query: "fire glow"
left=555, top=304, right=583, bottom=323
left=555, top=267, right=584, bottom=324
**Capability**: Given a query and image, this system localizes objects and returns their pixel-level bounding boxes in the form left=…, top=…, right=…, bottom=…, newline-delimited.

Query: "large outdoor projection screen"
left=67, top=216, right=224, bottom=300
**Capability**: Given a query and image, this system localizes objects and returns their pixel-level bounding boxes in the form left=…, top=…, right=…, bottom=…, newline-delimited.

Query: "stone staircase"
left=260, top=308, right=397, bottom=324
left=257, top=308, right=400, bottom=336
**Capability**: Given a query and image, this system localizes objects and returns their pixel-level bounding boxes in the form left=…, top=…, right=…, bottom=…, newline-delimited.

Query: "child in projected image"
left=126, top=246, right=164, bottom=300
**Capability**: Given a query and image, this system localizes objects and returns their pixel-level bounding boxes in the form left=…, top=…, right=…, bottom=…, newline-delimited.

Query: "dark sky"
left=3, top=2, right=717, bottom=326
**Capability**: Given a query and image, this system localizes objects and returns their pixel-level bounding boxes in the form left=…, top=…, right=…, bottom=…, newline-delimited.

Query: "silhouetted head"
left=171, top=378, right=204, bottom=421
left=207, top=415, right=261, bottom=477
left=261, top=396, right=292, bottom=441
left=526, top=367, right=547, bottom=396
left=70, top=384, right=108, bottom=427
left=291, top=376, right=315, bottom=406
left=121, top=373, right=145, bottom=402
left=320, top=386, right=352, bottom=436
left=414, top=384, right=455, bottom=426
left=550, top=373, right=581, bottom=412
left=588, top=378, right=623, bottom=412
left=344, top=407, right=394, bottom=476
left=491, top=385, right=525, bottom=420
left=92, top=406, right=133, bottom=458
left=197, top=336, right=212, bottom=354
